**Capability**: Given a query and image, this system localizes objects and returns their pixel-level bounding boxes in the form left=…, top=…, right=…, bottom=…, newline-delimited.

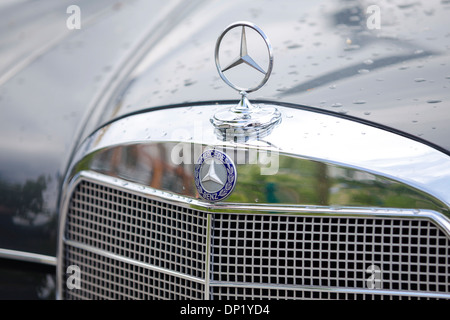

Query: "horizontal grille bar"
left=209, top=285, right=426, bottom=300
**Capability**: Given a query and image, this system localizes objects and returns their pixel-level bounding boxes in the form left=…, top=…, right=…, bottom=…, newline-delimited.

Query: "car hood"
left=91, top=0, right=450, bottom=154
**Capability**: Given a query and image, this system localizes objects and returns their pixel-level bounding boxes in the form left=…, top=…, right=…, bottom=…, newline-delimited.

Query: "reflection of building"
left=91, top=144, right=195, bottom=196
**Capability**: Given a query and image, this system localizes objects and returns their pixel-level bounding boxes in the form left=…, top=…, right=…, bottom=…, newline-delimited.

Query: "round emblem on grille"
left=194, top=149, right=237, bottom=202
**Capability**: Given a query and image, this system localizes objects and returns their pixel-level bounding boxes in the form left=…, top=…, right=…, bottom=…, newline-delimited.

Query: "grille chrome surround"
left=58, top=171, right=450, bottom=300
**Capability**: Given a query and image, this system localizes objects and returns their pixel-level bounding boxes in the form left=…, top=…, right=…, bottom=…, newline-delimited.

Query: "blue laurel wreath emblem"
left=194, top=149, right=237, bottom=202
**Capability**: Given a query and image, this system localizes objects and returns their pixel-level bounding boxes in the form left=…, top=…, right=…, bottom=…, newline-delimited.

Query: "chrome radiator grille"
left=61, top=178, right=450, bottom=300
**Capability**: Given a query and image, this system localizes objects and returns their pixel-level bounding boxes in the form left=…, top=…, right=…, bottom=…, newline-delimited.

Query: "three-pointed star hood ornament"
left=212, top=21, right=281, bottom=139
left=221, top=27, right=266, bottom=75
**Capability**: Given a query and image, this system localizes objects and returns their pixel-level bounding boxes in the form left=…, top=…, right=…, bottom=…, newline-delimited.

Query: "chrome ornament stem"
left=232, top=91, right=254, bottom=116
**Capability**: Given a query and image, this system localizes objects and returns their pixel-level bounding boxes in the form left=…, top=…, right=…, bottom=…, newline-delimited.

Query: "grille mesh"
left=62, top=178, right=450, bottom=300
left=63, top=245, right=204, bottom=299
left=63, top=180, right=208, bottom=300
left=210, top=214, right=450, bottom=299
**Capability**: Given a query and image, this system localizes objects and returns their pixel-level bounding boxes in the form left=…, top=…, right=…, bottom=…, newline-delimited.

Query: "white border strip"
left=0, top=248, right=56, bottom=266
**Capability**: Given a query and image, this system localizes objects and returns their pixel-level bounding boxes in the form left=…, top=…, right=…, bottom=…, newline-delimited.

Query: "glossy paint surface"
left=0, top=259, right=55, bottom=299
left=0, top=0, right=183, bottom=256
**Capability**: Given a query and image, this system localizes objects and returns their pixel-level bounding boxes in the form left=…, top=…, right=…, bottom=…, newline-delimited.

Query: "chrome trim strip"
left=64, top=239, right=205, bottom=285
left=209, top=282, right=450, bottom=300
left=74, top=171, right=450, bottom=237
left=0, top=248, right=56, bottom=266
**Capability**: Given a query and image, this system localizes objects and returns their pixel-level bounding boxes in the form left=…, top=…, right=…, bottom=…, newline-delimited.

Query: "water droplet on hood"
left=427, top=99, right=442, bottom=104
left=344, top=44, right=360, bottom=51
left=184, top=79, right=196, bottom=87
left=414, top=78, right=426, bottom=82
left=287, top=44, right=302, bottom=49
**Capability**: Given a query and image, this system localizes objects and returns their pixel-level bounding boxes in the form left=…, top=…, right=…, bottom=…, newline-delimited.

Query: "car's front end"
left=1, top=0, right=449, bottom=300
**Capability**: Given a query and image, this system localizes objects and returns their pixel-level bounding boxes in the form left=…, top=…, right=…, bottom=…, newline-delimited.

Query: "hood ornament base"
left=212, top=21, right=281, bottom=140
left=211, top=91, right=281, bottom=141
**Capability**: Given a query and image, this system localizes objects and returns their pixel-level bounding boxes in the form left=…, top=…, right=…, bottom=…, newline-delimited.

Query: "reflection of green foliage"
left=0, top=174, right=57, bottom=256
left=72, top=151, right=97, bottom=176
left=230, top=157, right=331, bottom=205
left=78, top=144, right=448, bottom=216
left=0, top=175, right=47, bottom=219
left=229, top=165, right=265, bottom=203
left=227, top=153, right=448, bottom=215
left=349, top=190, right=380, bottom=206
left=20, top=176, right=47, bottom=214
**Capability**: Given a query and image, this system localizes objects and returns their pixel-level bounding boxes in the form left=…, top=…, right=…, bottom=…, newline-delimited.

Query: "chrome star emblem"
left=214, top=21, right=273, bottom=93
left=221, top=26, right=266, bottom=75
left=194, top=150, right=237, bottom=202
